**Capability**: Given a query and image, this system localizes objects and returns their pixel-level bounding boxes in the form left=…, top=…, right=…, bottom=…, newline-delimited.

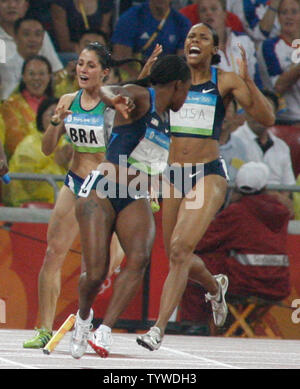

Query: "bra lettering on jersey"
left=65, top=112, right=106, bottom=152
left=69, top=127, right=98, bottom=144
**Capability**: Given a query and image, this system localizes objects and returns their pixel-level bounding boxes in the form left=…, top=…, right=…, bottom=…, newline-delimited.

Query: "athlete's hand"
left=112, top=95, right=135, bottom=119
left=236, top=44, right=251, bottom=82
left=51, top=105, right=73, bottom=125
left=138, top=44, right=163, bottom=79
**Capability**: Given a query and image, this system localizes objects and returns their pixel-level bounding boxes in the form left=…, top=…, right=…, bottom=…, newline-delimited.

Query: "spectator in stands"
left=180, top=161, right=291, bottom=329
left=111, top=0, right=191, bottom=79
left=257, top=0, right=300, bottom=125
left=50, top=0, right=113, bottom=53
left=25, top=0, right=58, bottom=50
left=2, top=97, right=72, bottom=207
left=0, top=0, right=63, bottom=73
left=193, top=0, right=262, bottom=87
left=0, top=16, right=62, bottom=101
left=219, top=99, right=249, bottom=182
left=232, top=89, right=296, bottom=216
left=180, top=0, right=244, bottom=32
left=228, top=0, right=281, bottom=43
left=0, top=55, right=53, bottom=160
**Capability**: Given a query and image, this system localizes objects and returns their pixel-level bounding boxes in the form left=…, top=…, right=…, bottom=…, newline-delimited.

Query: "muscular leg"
left=38, top=186, right=79, bottom=331
left=155, top=175, right=227, bottom=335
left=101, top=199, right=156, bottom=328
left=108, top=232, right=125, bottom=277
left=75, top=191, right=115, bottom=320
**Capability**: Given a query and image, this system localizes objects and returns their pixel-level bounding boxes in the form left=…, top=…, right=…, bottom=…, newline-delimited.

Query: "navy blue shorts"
left=88, top=173, right=149, bottom=214
left=64, top=170, right=84, bottom=197
left=163, top=158, right=228, bottom=196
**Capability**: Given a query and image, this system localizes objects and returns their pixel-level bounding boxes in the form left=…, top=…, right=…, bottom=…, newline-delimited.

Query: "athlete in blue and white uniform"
left=137, top=22, right=276, bottom=351
left=71, top=54, right=191, bottom=359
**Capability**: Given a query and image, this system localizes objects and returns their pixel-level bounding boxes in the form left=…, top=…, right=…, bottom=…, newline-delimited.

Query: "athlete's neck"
left=190, top=66, right=212, bottom=85
left=81, top=88, right=101, bottom=108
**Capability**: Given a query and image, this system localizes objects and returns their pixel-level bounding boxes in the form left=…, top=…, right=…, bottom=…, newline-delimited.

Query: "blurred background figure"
left=219, top=99, right=249, bottom=183
left=232, top=89, right=296, bottom=217
left=0, top=16, right=62, bottom=101
left=0, top=55, right=54, bottom=160
left=180, top=0, right=244, bottom=33
left=50, top=0, right=113, bottom=55
left=227, top=0, right=281, bottom=43
left=2, top=97, right=72, bottom=207
left=180, top=161, right=291, bottom=334
left=0, top=1, right=63, bottom=83
left=257, top=0, right=300, bottom=125
left=111, top=0, right=191, bottom=79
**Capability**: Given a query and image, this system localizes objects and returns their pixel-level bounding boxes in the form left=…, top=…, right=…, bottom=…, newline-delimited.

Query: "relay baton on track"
left=43, top=314, right=76, bottom=355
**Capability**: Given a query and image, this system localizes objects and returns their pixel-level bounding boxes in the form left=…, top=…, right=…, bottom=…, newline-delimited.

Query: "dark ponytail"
left=84, top=41, right=145, bottom=70
left=201, top=22, right=221, bottom=65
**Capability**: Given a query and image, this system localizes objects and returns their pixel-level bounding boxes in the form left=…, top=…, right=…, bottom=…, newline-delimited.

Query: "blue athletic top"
left=106, top=87, right=171, bottom=175
left=170, top=67, right=225, bottom=140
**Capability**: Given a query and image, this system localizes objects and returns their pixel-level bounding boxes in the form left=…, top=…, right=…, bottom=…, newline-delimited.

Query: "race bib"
left=128, top=127, right=170, bottom=175
left=170, top=91, right=217, bottom=136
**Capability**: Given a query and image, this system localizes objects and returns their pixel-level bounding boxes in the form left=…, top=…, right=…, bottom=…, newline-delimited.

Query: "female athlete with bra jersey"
left=23, top=43, right=125, bottom=349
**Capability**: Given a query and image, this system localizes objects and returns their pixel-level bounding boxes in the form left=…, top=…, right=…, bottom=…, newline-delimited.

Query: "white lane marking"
left=0, top=356, right=39, bottom=369
left=120, top=336, right=241, bottom=369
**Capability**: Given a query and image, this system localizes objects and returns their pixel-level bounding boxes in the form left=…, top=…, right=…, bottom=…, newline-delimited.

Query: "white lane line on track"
left=0, top=356, right=39, bottom=369
left=119, top=336, right=241, bottom=369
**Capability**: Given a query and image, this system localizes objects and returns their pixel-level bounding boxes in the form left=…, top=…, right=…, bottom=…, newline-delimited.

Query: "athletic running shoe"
left=70, top=310, right=93, bottom=359
left=205, top=274, right=229, bottom=327
left=136, top=326, right=162, bottom=351
left=23, top=327, right=52, bottom=349
left=88, top=326, right=113, bottom=358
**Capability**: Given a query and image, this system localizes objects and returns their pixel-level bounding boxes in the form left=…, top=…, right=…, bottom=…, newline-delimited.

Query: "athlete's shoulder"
left=217, top=68, right=244, bottom=95
left=58, top=91, right=78, bottom=106
left=218, top=68, right=239, bottom=83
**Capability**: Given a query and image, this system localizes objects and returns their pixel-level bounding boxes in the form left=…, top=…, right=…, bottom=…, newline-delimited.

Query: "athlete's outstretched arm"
left=99, top=84, right=150, bottom=123
left=221, top=45, right=275, bottom=127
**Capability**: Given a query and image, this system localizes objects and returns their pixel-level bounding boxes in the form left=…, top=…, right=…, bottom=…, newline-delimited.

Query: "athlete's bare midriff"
left=169, top=137, right=220, bottom=165
left=70, top=151, right=106, bottom=178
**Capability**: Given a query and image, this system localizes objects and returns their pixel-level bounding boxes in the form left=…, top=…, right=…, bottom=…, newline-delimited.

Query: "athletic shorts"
left=64, top=170, right=85, bottom=197
left=163, top=158, right=228, bottom=196
left=78, top=170, right=150, bottom=214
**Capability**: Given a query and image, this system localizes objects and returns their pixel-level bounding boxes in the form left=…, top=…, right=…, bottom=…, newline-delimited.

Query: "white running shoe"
left=70, top=310, right=93, bottom=359
left=136, top=326, right=162, bottom=351
left=88, top=325, right=113, bottom=358
left=205, top=274, right=229, bottom=327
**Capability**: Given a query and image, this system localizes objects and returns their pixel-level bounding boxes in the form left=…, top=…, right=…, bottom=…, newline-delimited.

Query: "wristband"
left=50, top=119, right=61, bottom=126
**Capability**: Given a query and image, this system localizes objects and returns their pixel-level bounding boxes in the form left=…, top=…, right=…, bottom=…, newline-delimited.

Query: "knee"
left=43, top=242, right=66, bottom=270
left=126, top=249, right=151, bottom=273
left=169, top=239, right=194, bottom=267
left=83, top=267, right=108, bottom=290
